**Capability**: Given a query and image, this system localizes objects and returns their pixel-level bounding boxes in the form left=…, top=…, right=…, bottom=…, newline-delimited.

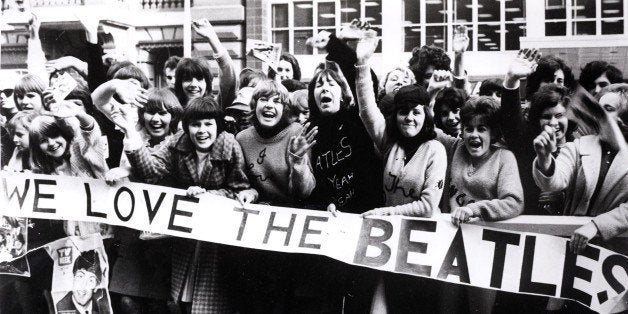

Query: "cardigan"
left=236, top=122, right=315, bottom=205
left=533, top=135, right=628, bottom=242
left=355, top=64, right=446, bottom=217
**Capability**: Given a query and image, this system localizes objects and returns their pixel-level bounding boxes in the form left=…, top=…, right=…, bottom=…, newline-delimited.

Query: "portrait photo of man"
left=55, top=249, right=110, bottom=314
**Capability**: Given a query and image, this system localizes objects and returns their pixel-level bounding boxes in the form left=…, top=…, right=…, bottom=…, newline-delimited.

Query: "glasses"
left=1, top=89, right=13, bottom=97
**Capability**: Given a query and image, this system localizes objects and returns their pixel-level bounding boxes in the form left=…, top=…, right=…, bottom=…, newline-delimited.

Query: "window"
left=402, top=0, right=525, bottom=52
left=545, top=0, right=625, bottom=36
left=270, top=0, right=382, bottom=56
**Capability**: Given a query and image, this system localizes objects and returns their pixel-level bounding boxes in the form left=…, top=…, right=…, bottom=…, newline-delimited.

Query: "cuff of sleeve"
left=124, top=135, right=143, bottom=152
left=503, top=80, right=520, bottom=90
left=532, top=156, right=555, bottom=178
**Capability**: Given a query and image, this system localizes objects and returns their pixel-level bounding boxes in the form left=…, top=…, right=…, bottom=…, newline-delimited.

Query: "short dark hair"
left=528, top=84, right=572, bottom=138
left=113, top=65, right=151, bottom=90
left=181, top=96, right=224, bottom=135
left=460, top=96, right=501, bottom=141
left=386, top=85, right=436, bottom=144
left=526, top=55, right=575, bottom=100
left=174, top=58, right=214, bottom=106
left=268, top=52, right=302, bottom=81
left=164, top=56, right=181, bottom=71
left=239, top=68, right=267, bottom=88
left=139, top=88, right=183, bottom=135
left=579, top=60, right=623, bottom=92
left=73, top=250, right=102, bottom=284
left=106, top=61, right=134, bottom=80
left=434, top=87, right=467, bottom=130
left=478, top=79, right=503, bottom=97
left=408, top=45, right=451, bottom=86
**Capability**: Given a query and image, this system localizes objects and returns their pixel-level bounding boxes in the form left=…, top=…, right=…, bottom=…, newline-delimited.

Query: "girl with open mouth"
left=119, top=95, right=255, bottom=313
left=234, top=80, right=317, bottom=313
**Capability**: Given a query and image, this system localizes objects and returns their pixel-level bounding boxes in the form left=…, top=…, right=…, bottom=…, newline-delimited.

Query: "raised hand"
left=327, top=203, right=340, bottom=217
left=355, top=32, right=379, bottom=65
left=114, top=79, right=148, bottom=108
left=426, top=70, right=453, bottom=96
left=306, top=30, right=332, bottom=50
left=289, top=122, right=318, bottom=159
left=192, top=18, right=217, bottom=40
left=452, top=25, right=469, bottom=54
left=46, top=56, right=87, bottom=76
left=75, top=10, right=101, bottom=43
left=451, top=206, right=474, bottom=226
left=533, top=125, right=557, bottom=172
left=47, top=100, right=84, bottom=119
left=506, top=48, right=541, bottom=81
left=570, top=222, right=598, bottom=254
left=28, top=13, right=40, bottom=38
left=338, top=19, right=372, bottom=41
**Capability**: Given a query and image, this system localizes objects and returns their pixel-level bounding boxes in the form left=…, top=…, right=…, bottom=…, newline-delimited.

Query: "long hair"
left=268, top=52, right=302, bottom=81
left=386, top=85, right=436, bottom=145
left=460, top=96, right=502, bottom=142
left=528, top=84, right=574, bottom=140
left=174, top=58, right=214, bottom=106
left=29, top=115, right=75, bottom=173
left=13, top=75, right=46, bottom=110
left=181, top=96, right=224, bottom=135
left=307, top=69, right=353, bottom=121
left=138, top=88, right=183, bottom=136
left=7, top=111, right=38, bottom=136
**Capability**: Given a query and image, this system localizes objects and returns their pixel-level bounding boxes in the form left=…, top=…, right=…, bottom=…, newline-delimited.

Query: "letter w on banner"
left=0, top=172, right=627, bottom=313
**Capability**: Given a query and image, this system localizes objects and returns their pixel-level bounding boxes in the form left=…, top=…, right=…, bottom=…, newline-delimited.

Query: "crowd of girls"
left=0, top=12, right=627, bottom=314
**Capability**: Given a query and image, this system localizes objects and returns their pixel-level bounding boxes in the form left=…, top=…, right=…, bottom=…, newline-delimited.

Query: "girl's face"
left=396, top=104, right=425, bottom=138
left=592, top=73, right=611, bottom=96
left=13, top=125, right=30, bottom=152
left=188, top=118, right=217, bottom=152
left=462, top=117, right=492, bottom=159
left=143, top=109, right=172, bottom=139
left=276, top=60, right=294, bottom=81
left=438, top=104, right=461, bottom=136
left=297, top=108, right=310, bottom=124
left=255, top=94, right=284, bottom=129
left=384, top=69, right=412, bottom=95
left=39, top=135, right=68, bottom=159
left=16, top=92, right=43, bottom=111
left=182, top=77, right=206, bottom=102
left=314, top=74, right=342, bottom=116
left=599, top=92, right=622, bottom=121
left=539, top=103, right=568, bottom=143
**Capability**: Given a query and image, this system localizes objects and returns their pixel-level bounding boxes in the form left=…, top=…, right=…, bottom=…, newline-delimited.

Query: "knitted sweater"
left=236, top=123, right=315, bottom=205
left=436, top=131, right=524, bottom=220
left=355, top=64, right=446, bottom=217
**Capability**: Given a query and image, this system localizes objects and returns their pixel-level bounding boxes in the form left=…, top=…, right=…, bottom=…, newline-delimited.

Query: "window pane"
left=318, top=2, right=336, bottom=27
left=294, top=1, right=313, bottom=28
left=545, top=22, right=567, bottom=36
left=477, top=24, right=499, bottom=51
left=404, top=27, right=421, bottom=52
left=453, top=0, right=472, bottom=23
left=426, top=0, right=446, bottom=24
left=426, top=25, right=446, bottom=49
left=602, top=0, right=623, bottom=18
left=294, top=30, right=313, bottom=55
left=545, top=1, right=566, bottom=20
left=404, top=0, right=420, bottom=24
left=365, top=0, right=382, bottom=25
left=505, top=23, right=525, bottom=51
left=602, top=19, right=624, bottom=35
left=478, top=0, right=500, bottom=22
left=573, top=21, right=595, bottom=35
left=505, top=1, right=525, bottom=21
left=340, top=0, right=360, bottom=24
left=272, top=4, right=288, bottom=28
left=572, top=0, right=595, bottom=20
left=272, top=31, right=289, bottom=51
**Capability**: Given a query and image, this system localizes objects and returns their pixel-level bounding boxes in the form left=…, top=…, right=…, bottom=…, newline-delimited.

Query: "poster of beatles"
left=0, top=216, right=29, bottom=276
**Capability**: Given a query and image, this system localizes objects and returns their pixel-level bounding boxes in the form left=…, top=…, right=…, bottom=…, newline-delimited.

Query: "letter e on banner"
left=395, top=219, right=436, bottom=276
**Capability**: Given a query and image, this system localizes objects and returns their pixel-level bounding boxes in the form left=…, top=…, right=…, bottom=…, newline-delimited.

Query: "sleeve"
left=86, top=43, right=107, bottom=92
left=532, top=141, right=579, bottom=192
left=467, top=150, right=524, bottom=221
left=383, top=142, right=447, bottom=217
left=356, top=64, right=387, bottom=152
left=593, top=202, right=628, bottom=240
left=435, top=128, right=460, bottom=154
left=215, top=52, right=237, bottom=108
left=326, top=34, right=379, bottom=101
left=500, top=83, right=526, bottom=150
left=27, top=34, right=48, bottom=82
left=211, top=138, right=254, bottom=199
left=125, top=136, right=177, bottom=182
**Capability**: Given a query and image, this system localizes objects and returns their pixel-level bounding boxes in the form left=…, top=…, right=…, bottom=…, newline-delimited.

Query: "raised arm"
left=75, top=11, right=107, bottom=91
left=27, top=14, right=48, bottom=82
left=355, top=33, right=387, bottom=152
left=192, top=19, right=236, bottom=107
left=452, top=25, right=470, bottom=93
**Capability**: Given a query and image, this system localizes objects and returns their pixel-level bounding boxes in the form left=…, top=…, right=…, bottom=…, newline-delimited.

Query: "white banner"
left=0, top=172, right=627, bottom=313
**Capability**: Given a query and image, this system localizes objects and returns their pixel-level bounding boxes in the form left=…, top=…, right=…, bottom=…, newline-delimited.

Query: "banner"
left=45, top=234, right=112, bottom=314
left=1, top=172, right=627, bottom=313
